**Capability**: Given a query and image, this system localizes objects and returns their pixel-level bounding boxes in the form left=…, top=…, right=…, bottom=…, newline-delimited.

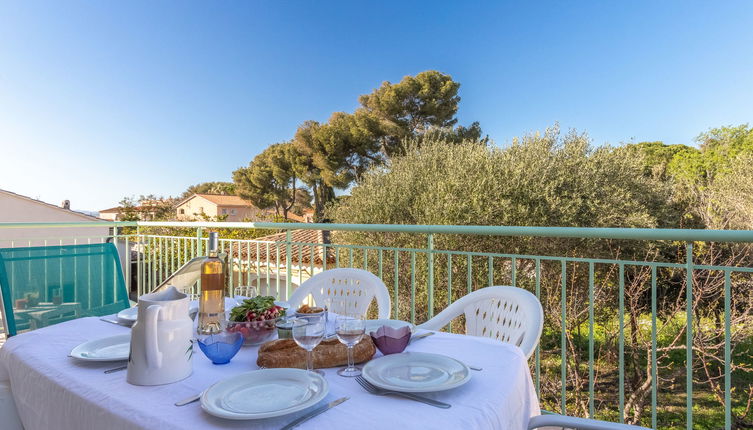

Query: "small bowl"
left=226, top=318, right=279, bottom=346
left=295, top=307, right=325, bottom=319
left=197, top=331, right=244, bottom=365
left=370, top=325, right=411, bottom=355
left=275, top=317, right=294, bottom=339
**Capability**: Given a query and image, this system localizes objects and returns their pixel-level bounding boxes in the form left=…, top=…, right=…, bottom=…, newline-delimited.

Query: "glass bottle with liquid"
left=198, top=232, right=226, bottom=335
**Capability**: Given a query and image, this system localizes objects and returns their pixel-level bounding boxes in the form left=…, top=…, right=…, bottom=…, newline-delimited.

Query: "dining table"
left=0, top=314, right=540, bottom=430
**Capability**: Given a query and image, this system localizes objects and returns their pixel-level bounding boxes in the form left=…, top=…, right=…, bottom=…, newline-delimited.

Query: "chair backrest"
left=527, top=414, right=653, bottom=430
left=0, top=243, right=130, bottom=337
left=287, top=268, right=391, bottom=319
left=417, top=286, right=543, bottom=359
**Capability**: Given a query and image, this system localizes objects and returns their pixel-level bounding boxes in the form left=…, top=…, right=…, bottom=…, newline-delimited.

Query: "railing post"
left=685, top=242, right=694, bottom=430
left=427, top=233, right=434, bottom=319
left=113, top=226, right=122, bottom=299
left=136, top=224, right=142, bottom=296
left=196, top=227, right=203, bottom=295
left=285, top=230, right=292, bottom=300
left=196, top=227, right=204, bottom=256
left=724, top=270, right=732, bottom=430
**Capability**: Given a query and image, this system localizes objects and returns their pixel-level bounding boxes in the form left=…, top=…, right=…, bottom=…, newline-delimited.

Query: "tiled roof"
left=194, top=194, right=255, bottom=207
left=286, top=212, right=306, bottom=222
left=231, top=229, right=334, bottom=266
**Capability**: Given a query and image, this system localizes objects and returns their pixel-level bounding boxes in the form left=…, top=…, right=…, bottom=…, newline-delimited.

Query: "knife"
left=280, top=397, right=349, bottom=430
left=408, top=331, right=435, bottom=344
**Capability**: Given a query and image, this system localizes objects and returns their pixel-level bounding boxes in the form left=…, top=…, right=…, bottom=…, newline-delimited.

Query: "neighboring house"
left=99, top=201, right=163, bottom=221
left=175, top=194, right=272, bottom=222
left=0, top=189, right=108, bottom=247
left=287, top=209, right=315, bottom=223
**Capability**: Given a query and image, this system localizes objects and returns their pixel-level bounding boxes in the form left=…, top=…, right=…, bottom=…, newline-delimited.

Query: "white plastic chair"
left=528, top=414, right=653, bottom=430
left=418, top=286, right=543, bottom=359
left=288, top=268, right=391, bottom=319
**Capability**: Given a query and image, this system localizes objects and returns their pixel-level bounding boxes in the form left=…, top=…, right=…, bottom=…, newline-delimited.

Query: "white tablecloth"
left=0, top=317, right=539, bottom=430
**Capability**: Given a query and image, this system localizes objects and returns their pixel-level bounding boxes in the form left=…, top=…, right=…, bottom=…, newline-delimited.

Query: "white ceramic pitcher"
left=127, top=286, right=193, bottom=386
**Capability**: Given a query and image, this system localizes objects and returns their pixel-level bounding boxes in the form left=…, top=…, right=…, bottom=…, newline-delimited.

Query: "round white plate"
left=70, top=334, right=131, bottom=361
left=116, top=307, right=138, bottom=324
left=364, top=319, right=415, bottom=335
left=201, top=369, right=328, bottom=420
left=118, top=303, right=200, bottom=324
left=362, top=352, right=471, bottom=393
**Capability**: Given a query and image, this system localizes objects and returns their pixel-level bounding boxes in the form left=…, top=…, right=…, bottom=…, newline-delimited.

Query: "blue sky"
left=1, top=1, right=752, bottom=211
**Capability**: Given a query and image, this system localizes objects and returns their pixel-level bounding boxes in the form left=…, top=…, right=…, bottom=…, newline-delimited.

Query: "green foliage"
left=628, top=125, right=753, bottom=228
left=331, top=127, right=673, bottom=231
left=118, top=196, right=141, bottom=222
left=356, top=70, right=483, bottom=157
left=229, top=296, right=284, bottom=322
left=233, top=143, right=300, bottom=219
left=696, top=124, right=753, bottom=180
left=283, top=70, right=487, bottom=221
left=702, top=153, right=753, bottom=229
left=182, top=181, right=235, bottom=198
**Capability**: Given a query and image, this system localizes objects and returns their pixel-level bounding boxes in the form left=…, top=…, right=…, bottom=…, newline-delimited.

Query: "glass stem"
left=307, top=349, right=314, bottom=372
left=347, top=345, right=355, bottom=369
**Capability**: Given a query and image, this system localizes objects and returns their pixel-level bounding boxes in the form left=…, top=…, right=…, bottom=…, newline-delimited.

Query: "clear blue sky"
left=1, top=1, right=752, bottom=211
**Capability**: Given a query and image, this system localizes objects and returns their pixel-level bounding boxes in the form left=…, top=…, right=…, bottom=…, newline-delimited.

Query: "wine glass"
left=323, top=297, right=333, bottom=325
left=335, top=314, right=365, bottom=377
left=292, top=316, right=325, bottom=376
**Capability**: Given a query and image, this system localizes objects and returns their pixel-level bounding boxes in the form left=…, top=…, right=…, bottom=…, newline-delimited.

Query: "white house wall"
left=0, top=193, right=109, bottom=247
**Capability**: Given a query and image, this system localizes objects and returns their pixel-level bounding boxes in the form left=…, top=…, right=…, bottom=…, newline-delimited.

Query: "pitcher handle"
left=144, top=304, right=163, bottom=368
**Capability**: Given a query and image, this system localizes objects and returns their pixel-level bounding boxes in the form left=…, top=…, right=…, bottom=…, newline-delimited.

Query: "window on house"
left=222, top=208, right=228, bottom=215
left=179, top=209, right=185, bottom=215
left=199, top=207, right=204, bottom=213
left=230, top=209, right=236, bottom=215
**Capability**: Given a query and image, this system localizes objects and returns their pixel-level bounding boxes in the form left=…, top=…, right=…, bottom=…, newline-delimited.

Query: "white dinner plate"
left=364, top=319, right=415, bottom=335
left=116, top=306, right=138, bottom=325
left=362, top=352, right=471, bottom=393
left=201, top=369, right=328, bottom=420
left=117, top=303, right=200, bottom=324
left=70, top=334, right=131, bottom=361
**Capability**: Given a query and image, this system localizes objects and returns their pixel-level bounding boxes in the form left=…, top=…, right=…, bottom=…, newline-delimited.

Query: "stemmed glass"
left=292, top=316, right=325, bottom=376
left=323, top=297, right=333, bottom=325
left=335, top=314, right=365, bottom=377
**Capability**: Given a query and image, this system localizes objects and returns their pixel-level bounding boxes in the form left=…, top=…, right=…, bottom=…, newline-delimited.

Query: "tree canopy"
left=182, top=181, right=235, bottom=198
left=233, top=143, right=300, bottom=219
left=330, top=128, right=674, bottom=233
left=239, top=70, right=488, bottom=221
left=626, top=124, right=753, bottom=226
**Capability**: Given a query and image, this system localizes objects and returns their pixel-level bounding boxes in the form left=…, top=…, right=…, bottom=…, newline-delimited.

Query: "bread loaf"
left=257, top=337, right=376, bottom=369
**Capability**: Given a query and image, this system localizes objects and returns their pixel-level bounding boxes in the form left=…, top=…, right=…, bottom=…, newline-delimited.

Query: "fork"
left=354, top=376, right=451, bottom=409
left=174, top=366, right=268, bottom=406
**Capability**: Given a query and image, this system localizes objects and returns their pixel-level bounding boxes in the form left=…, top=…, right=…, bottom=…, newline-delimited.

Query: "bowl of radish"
left=227, top=296, right=286, bottom=346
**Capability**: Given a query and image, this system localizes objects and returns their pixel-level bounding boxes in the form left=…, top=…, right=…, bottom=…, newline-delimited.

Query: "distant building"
left=175, top=194, right=272, bottom=222
left=288, top=209, right=315, bottom=223
left=0, top=189, right=108, bottom=246
left=98, top=199, right=166, bottom=221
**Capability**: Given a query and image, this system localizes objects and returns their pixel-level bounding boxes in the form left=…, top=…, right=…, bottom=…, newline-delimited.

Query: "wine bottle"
left=198, top=232, right=226, bottom=335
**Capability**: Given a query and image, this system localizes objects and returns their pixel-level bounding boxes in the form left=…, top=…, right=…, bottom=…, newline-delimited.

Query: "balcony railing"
left=2, top=220, right=752, bottom=430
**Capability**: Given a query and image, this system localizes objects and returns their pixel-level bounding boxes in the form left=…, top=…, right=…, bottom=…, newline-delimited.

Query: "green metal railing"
left=2, top=220, right=751, bottom=429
